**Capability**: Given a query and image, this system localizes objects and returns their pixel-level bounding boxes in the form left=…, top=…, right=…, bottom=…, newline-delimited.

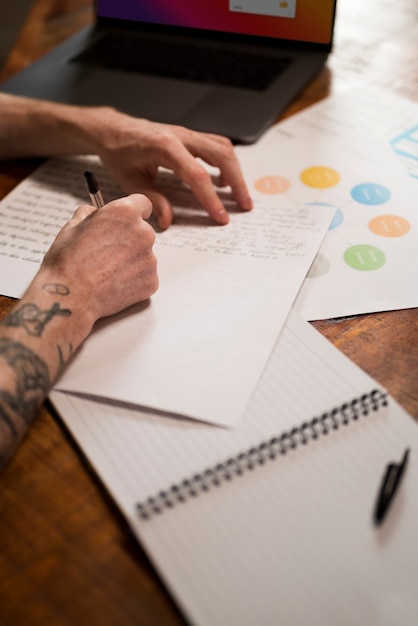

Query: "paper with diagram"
left=235, top=88, right=418, bottom=320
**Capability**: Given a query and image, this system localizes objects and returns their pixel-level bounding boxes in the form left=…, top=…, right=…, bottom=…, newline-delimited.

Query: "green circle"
left=344, top=245, right=386, bottom=271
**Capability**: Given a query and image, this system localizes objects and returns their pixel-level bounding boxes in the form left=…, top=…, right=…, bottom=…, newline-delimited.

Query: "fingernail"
left=216, top=208, right=229, bottom=224
left=243, top=196, right=253, bottom=210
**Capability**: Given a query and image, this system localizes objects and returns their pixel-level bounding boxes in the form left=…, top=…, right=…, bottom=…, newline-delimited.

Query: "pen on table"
left=373, top=447, right=410, bottom=526
left=84, top=170, right=105, bottom=209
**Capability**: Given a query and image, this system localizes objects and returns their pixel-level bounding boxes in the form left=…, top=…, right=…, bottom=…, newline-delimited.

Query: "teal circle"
left=344, top=245, right=386, bottom=271
left=351, top=183, right=391, bottom=205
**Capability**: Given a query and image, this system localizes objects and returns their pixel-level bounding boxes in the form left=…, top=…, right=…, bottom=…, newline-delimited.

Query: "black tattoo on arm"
left=0, top=338, right=51, bottom=465
left=0, top=337, right=50, bottom=423
left=0, top=284, right=73, bottom=467
left=56, top=342, right=73, bottom=376
left=4, top=302, right=72, bottom=337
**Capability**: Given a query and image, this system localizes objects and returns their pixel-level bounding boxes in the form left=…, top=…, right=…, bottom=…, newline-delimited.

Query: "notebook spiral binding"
left=136, top=388, right=388, bottom=521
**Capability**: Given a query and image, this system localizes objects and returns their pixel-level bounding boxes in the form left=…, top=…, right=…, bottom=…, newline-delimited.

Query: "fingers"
left=102, top=193, right=153, bottom=220
left=72, top=203, right=97, bottom=221
left=57, top=203, right=96, bottom=235
left=164, top=127, right=253, bottom=214
left=109, top=170, right=173, bottom=230
left=137, top=167, right=235, bottom=230
left=97, top=116, right=253, bottom=227
left=56, top=194, right=154, bottom=253
left=132, top=125, right=252, bottom=226
left=173, top=147, right=231, bottom=225
left=139, top=188, right=174, bottom=230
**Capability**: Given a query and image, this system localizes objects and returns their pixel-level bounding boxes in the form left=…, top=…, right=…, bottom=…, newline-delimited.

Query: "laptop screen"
left=97, top=0, right=337, bottom=46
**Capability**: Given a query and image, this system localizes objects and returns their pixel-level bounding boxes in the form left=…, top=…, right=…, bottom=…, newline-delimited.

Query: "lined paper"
left=51, top=311, right=418, bottom=626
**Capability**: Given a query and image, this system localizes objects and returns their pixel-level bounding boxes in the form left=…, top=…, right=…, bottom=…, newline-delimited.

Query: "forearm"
left=0, top=93, right=109, bottom=160
left=0, top=194, right=158, bottom=469
left=0, top=269, right=93, bottom=469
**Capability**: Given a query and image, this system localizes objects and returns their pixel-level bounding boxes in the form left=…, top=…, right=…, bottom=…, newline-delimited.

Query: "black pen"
left=84, top=170, right=105, bottom=209
left=373, top=447, right=410, bottom=525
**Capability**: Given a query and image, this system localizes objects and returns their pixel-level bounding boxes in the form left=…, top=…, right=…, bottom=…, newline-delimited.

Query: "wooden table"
left=0, top=1, right=417, bottom=624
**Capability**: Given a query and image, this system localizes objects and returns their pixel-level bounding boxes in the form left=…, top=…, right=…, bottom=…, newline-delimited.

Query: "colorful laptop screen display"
left=97, top=0, right=336, bottom=45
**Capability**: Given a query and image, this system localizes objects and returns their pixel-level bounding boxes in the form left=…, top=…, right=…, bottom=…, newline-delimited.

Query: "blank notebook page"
left=50, top=310, right=418, bottom=626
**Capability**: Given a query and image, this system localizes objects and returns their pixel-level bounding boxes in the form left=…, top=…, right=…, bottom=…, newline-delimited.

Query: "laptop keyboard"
left=71, top=33, right=292, bottom=91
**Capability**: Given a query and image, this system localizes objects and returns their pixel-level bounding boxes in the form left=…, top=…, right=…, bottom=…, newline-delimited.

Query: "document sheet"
left=235, top=88, right=418, bottom=320
left=0, top=157, right=333, bottom=426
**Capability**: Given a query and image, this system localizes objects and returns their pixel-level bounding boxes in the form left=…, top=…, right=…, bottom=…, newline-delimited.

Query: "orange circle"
left=254, top=175, right=291, bottom=195
left=369, top=214, right=410, bottom=237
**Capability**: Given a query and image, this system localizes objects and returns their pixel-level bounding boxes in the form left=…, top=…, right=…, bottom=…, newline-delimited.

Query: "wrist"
left=18, top=267, right=97, bottom=370
left=5, top=94, right=116, bottom=158
left=60, top=103, right=118, bottom=156
left=0, top=93, right=119, bottom=161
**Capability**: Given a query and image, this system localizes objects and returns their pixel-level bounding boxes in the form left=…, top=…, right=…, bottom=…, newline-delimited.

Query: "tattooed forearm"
left=0, top=281, right=75, bottom=467
left=4, top=302, right=72, bottom=337
left=0, top=337, right=51, bottom=468
left=0, top=337, right=51, bottom=425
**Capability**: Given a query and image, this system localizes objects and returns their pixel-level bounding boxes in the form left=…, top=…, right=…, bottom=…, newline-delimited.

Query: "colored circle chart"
left=369, top=214, right=410, bottom=237
left=300, top=166, right=340, bottom=189
left=254, top=175, right=290, bottom=195
left=351, top=183, right=391, bottom=205
left=344, top=245, right=386, bottom=271
left=251, top=166, right=410, bottom=277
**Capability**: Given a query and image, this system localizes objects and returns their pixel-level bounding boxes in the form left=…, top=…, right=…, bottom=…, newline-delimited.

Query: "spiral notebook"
left=50, top=311, right=418, bottom=626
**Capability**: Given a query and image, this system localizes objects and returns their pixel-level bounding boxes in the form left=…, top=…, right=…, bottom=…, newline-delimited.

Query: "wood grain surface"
left=0, top=1, right=417, bottom=624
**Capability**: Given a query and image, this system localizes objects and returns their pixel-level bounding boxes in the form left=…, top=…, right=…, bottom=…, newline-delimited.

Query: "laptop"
left=0, top=0, right=337, bottom=144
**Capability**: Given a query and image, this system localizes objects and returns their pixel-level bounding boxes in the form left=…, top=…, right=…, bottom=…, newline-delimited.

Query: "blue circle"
left=351, top=183, right=391, bottom=205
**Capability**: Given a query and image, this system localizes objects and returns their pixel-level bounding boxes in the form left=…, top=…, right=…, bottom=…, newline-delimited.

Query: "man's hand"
left=41, top=193, right=159, bottom=328
left=90, top=111, right=253, bottom=229
left=0, top=94, right=253, bottom=229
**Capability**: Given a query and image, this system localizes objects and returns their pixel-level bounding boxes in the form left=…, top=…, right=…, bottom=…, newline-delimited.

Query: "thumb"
left=58, top=203, right=97, bottom=235
left=71, top=203, right=97, bottom=223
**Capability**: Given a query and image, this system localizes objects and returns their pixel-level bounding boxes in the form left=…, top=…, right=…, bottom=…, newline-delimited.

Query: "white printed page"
left=0, top=156, right=120, bottom=298
left=330, top=85, right=418, bottom=184
left=56, top=172, right=333, bottom=426
left=236, top=89, right=418, bottom=320
left=0, top=156, right=333, bottom=426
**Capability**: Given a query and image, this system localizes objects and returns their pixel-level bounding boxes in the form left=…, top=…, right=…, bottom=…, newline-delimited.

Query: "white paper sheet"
left=56, top=168, right=333, bottom=426
left=334, top=87, right=418, bottom=184
left=51, top=310, right=378, bottom=512
left=235, top=89, right=418, bottom=320
left=0, top=157, right=333, bottom=426
left=0, top=156, right=109, bottom=298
